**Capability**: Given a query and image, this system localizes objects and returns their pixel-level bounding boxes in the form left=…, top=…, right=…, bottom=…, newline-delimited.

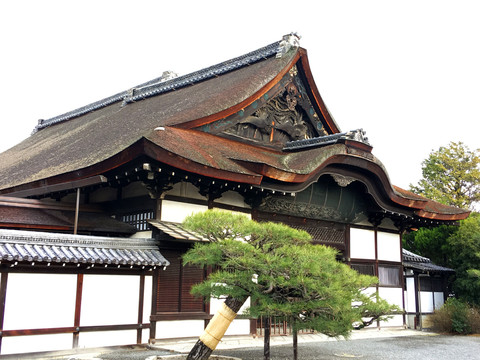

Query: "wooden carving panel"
left=223, top=83, right=317, bottom=145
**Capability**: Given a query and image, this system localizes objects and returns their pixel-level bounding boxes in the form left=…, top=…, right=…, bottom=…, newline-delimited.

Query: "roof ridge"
left=33, top=38, right=293, bottom=133
left=0, top=229, right=158, bottom=249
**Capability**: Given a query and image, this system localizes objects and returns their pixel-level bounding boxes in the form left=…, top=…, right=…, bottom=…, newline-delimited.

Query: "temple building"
left=0, top=34, right=469, bottom=355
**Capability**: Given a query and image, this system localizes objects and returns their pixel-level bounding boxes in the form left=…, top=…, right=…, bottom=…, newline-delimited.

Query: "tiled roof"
left=148, top=220, right=208, bottom=242
left=0, top=229, right=169, bottom=268
left=402, top=249, right=454, bottom=273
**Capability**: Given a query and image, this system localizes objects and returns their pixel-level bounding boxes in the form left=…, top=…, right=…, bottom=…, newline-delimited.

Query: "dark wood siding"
left=156, top=249, right=205, bottom=313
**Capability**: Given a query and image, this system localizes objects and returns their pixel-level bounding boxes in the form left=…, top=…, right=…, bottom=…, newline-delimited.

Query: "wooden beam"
left=4, top=175, right=107, bottom=198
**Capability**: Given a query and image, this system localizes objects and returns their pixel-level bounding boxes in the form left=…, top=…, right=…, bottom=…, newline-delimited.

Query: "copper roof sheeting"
left=403, top=249, right=454, bottom=273
left=0, top=229, right=169, bottom=268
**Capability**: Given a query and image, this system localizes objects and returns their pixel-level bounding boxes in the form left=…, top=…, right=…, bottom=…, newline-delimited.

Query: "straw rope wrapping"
left=199, top=302, right=238, bottom=350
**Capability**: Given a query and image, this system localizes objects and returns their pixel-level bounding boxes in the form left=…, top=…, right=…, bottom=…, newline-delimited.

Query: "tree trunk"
left=263, top=317, right=271, bottom=360
left=293, top=327, right=298, bottom=360
left=186, top=296, right=246, bottom=360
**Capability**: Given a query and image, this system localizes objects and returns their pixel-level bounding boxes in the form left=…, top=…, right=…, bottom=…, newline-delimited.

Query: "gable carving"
left=222, top=81, right=325, bottom=146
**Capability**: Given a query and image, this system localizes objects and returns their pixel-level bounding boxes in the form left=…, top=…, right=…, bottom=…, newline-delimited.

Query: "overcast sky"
left=1, top=0, right=479, bottom=190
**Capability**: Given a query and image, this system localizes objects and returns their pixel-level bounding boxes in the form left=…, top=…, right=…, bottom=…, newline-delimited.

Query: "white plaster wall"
left=155, top=320, right=205, bottom=339
left=224, top=319, right=251, bottom=336
left=81, top=274, right=139, bottom=326
left=380, top=314, right=404, bottom=327
left=434, top=292, right=445, bottom=309
left=405, top=278, right=416, bottom=312
left=161, top=200, right=208, bottom=223
left=420, top=291, right=434, bottom=313
left=377, top=232, right=401, bottom=262
left=1, top=333, right=73, bottom=355
left=349, top=228, right=375, bottom=260
left=378, top=287, right=403, bottom=308
left=78, top=330, right=137, bottom=348
left=167, top=182, right=207, bottom=200
left=378, top=286, right=404, bottom=327
left=3, top=273, right=76, bottom=330
left=143, top=276, right=153, bottom=323
left=215, top=190, right=250, bottom=208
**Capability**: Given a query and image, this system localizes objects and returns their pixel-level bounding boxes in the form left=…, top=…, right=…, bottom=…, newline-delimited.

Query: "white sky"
left=1, top=0, right=479, bottom=190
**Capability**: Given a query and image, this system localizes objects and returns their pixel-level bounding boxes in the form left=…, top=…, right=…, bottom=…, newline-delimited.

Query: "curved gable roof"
left=0, top=36, right=470, bottom=222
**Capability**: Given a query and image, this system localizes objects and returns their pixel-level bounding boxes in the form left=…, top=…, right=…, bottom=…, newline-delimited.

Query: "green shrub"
left=431, top=298, right=480, bottom=334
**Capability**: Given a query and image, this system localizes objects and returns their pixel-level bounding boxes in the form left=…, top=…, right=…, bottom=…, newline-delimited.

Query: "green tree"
left=182, top=210, right=399, bottom=360
left=402, top=225, right=457, bottom=267
left=447, top=212, right=480, bottom=305
left=409, top=141, right=480, bottom=209
left=403, top=213, right=480, bottom=306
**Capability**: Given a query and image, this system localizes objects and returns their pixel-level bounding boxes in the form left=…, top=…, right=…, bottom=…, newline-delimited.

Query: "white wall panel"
left=155, top=320, right=205, bottom=339
left=3, top=273, right=76, bottom=330
left=378, top=287, right=403, bottom=307
left=420, top=292, right=434, bottom=313
left=1, top=333, right=72, bottom=355
left=143, top=276, right=152, bottom=323
left=377, top=232, right=401, bottom=262
left=225, top=319, right=251, bottom=336
left=81, top=275, right=139, bottom=326
left=380, top=314, right=404, bottom=327
left=405, top=278, right=416, bottom=312
left=78, top=330, right=137, bottom=348
left=161, top=200, right=208, bottom=223
left=434, top=292, right=445, bottom=309
left=350, top=228, right=375, bottom=260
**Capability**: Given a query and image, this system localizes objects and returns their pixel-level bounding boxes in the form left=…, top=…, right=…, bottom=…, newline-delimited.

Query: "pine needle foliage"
left=182, top=210, right=400, bottom=339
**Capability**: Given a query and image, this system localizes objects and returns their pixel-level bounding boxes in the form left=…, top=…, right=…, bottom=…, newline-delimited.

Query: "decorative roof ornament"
left=276, top=32, right=301, bottom=58
left=160, top=70, right=178, bottom=82
left=283, top=129, right=370, bottom=151
left=345, top=128, right=369, bottom=145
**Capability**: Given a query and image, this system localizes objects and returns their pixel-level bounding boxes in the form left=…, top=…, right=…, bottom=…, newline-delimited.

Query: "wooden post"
left=149, top=269, right=159, bottom=344
left=73, top=273, right=83, bottom=348
left=0, top=272, right=9, bottom=354
left=74, top=188, right=80, bottom=235
left=137, top=275, right=145, bottom=344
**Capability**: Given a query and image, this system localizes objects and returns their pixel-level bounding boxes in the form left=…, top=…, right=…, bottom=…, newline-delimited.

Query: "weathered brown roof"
left=0, top=38, right=470, bottom=222
left=0, top=44, right=298, bottom=191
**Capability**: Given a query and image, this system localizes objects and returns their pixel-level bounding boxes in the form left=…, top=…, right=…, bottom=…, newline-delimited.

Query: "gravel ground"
left=214, top=335, right=480, bottom=360
left=8, top=334, right=480, bottom=359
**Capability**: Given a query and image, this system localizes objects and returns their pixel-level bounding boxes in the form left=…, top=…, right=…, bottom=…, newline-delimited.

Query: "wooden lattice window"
left=121, top=210, right=154, bottom=231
